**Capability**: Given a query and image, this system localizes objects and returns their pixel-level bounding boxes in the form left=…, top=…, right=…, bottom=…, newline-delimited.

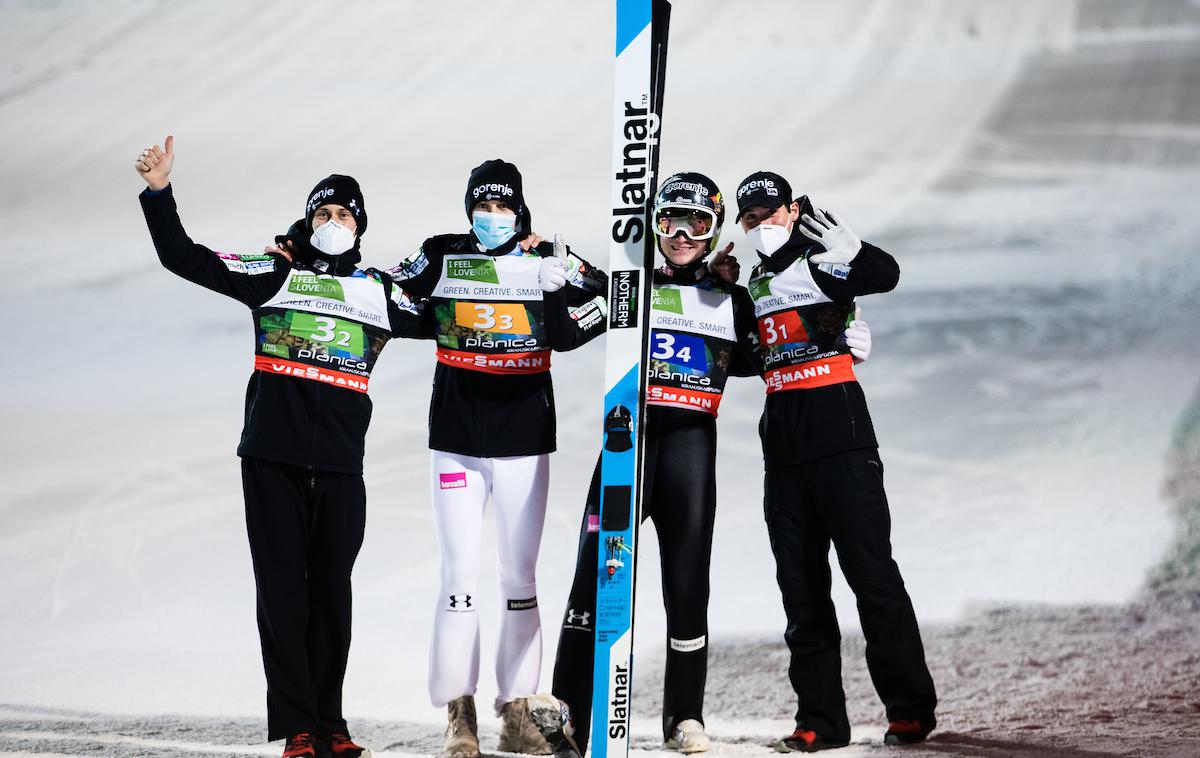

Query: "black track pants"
left=764, top=448, right=936, bottom=742
left=242, top=457, right=366, bottom=741
left=552, top=413, right=717, bottom=749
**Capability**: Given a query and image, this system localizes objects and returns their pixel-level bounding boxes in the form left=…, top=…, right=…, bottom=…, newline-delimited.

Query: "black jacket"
left=389, top=233, right=607, bottom=457
left=141, top=185, right=424, bottom=474
left=751, top=225, right=900, bottom=466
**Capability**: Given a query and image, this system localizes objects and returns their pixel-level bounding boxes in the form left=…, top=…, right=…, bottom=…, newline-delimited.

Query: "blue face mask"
left=472, top=211, right=518, bottom=250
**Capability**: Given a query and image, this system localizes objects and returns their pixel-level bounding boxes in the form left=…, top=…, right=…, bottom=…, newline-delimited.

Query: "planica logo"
left=447, top=258, right=500, bottom=284
left=609, top=270, right=640, bottom=329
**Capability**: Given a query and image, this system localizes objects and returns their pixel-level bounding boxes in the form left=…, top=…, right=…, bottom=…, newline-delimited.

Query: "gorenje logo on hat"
left=738, top=178, right=779, bottom=199
left=662, top=179, right=709, bottom=197
left=307, top=187, right=337, bottom=213
left=470, top=181, right=513, bottom=196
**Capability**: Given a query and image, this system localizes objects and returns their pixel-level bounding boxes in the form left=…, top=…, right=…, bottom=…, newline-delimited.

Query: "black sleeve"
left=383, top=238, right=446, bottom=299
left=541, top=243, right=609, bottom=352
left=365, top=268, right=431, bottom=339
left=726, top=285, right=764, bottom=378
left=809, top=241, right=899, bottom=303
left=140, top=185, right=289, bottom=308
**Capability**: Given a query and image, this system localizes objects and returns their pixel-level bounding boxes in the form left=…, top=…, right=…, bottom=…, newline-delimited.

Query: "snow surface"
left=2, top=0, right=1199, bottom=753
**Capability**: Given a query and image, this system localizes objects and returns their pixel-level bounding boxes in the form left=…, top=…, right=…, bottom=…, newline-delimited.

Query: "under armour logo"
left=448, top=594, right=473, bottom=609
left=566, top=609, right=591, bottom=627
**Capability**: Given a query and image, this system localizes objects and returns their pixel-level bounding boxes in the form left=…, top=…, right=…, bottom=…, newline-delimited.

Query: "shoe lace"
left=329, top=732, right=359, bottom=747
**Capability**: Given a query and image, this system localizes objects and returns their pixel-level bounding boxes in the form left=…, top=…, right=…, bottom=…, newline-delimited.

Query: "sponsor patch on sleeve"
left=565, top=253, right=588, bottom=288
left=569, top=295, right=609, bottom=331
left=388, top=248, right=430, bottom=280
left=390, top=285, right=422, bottom=316
left=816, top=262, right=852, bottom=280
left=217, top=253, right=277, bottom=275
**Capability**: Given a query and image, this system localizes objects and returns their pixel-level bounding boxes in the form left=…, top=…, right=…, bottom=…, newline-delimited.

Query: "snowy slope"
left=2, top=0, right=1198, bottom=742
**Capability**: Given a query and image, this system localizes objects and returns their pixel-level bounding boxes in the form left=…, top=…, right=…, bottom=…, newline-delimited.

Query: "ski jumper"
left=388, top=235, right=607, bottom=710
left=748, top=225, right=937, bottom=743
left=140, top=184, right=424, bottom=740
left=550, top=266, right=761, bottom=748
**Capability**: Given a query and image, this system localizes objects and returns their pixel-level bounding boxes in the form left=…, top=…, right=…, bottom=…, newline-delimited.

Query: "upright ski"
left=592, top=1, right=671, bottom=756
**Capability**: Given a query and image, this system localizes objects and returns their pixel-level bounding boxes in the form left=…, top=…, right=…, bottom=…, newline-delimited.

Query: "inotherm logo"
left=609, top=270, right=640, bottom=329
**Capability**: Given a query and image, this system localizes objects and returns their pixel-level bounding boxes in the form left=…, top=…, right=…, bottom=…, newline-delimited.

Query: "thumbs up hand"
left=134, top=135, right=175, bottom=191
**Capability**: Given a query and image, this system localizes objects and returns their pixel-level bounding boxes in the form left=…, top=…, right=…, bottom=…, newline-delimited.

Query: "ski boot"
left=666, top=719, right=711, bottom=753
left=445, top=696, right=481, bottom=758
left=498, top=697, right=553, bottom=754
left=282, top=733, right=318, bottom=758
left=775, top=728, right=848, bottom=753
left=525, top=694, right=582, bottom=757
left=884, top=717, right=935, bottom=745
left=321, top=731, right=372, bottom=757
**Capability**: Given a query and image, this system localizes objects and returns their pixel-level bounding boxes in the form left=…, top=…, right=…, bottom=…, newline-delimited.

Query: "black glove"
left=275, top=218, right=322, bottom=268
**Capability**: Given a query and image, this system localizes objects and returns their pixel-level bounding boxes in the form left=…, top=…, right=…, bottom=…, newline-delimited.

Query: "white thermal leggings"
left=428, top=450, right=549, bottom=710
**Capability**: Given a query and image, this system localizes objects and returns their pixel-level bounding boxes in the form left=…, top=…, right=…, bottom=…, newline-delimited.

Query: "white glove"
left=801, top=208, right=862, bottom=264
left=539, top=256, right=569, bottom=293
left=844, top=319, right=872, bottom=364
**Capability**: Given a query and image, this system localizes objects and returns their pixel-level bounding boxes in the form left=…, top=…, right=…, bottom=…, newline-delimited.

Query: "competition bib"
left=646, top=283, right=737, bottom=416
left=252, top=267, right=399, bottom=393
left=430, top=251, right=551, bottom=374
left=749, top=259, right=855, bottom=394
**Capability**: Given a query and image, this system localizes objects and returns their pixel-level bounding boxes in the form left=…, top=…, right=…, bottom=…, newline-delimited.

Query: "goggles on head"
left=653, top=204, right=718, bottom=242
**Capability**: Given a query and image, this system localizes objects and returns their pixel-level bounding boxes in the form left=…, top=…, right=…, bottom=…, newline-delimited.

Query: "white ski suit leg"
left=491, top=453, right=549, bottom=709
left=428, top=451, right=549, bottom=709
left=429, top=451, right=489, bottom=707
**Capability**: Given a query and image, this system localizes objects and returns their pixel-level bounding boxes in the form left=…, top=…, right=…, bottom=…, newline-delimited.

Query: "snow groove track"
left=2, top=0, right=1199, bottom=754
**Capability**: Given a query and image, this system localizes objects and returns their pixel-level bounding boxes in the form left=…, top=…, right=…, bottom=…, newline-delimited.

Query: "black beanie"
left=305, top=174, right=367, bottom=235
left=464, top=159, right=531, bottom=232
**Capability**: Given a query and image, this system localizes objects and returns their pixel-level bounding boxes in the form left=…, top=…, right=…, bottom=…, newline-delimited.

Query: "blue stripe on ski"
left=593, top=362, right=639, bottom=754
left=615, top=0, right=651, bottom=55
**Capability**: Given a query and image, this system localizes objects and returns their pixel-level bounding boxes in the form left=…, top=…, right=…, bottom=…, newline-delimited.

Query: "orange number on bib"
left=455, top=302, right=532, bottom=335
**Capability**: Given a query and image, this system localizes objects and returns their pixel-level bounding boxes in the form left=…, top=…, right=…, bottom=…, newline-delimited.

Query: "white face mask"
left=746, top=223, right=791, bottom=257
left=310, top=219, right=356, bottom=256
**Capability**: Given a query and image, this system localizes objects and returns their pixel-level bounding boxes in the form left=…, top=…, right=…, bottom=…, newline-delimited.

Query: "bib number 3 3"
left=455, top=302, right=532, bottom=335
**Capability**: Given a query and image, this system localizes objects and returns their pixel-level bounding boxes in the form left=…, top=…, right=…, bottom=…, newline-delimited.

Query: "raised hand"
left=800, top=208, right=862, bottom=264
left=708, top=242, right=740, bottom=283
left=134, top=135, right=175, bottom=191
left=539, top=256, right=569, bottom=293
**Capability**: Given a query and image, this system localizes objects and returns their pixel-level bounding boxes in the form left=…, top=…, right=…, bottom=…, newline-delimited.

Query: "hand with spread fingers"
left=134, top=135, right=175, bottom=191
left=801, top=208, right=862, bottom=265
left=707, top=242, right=740, bottom=284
